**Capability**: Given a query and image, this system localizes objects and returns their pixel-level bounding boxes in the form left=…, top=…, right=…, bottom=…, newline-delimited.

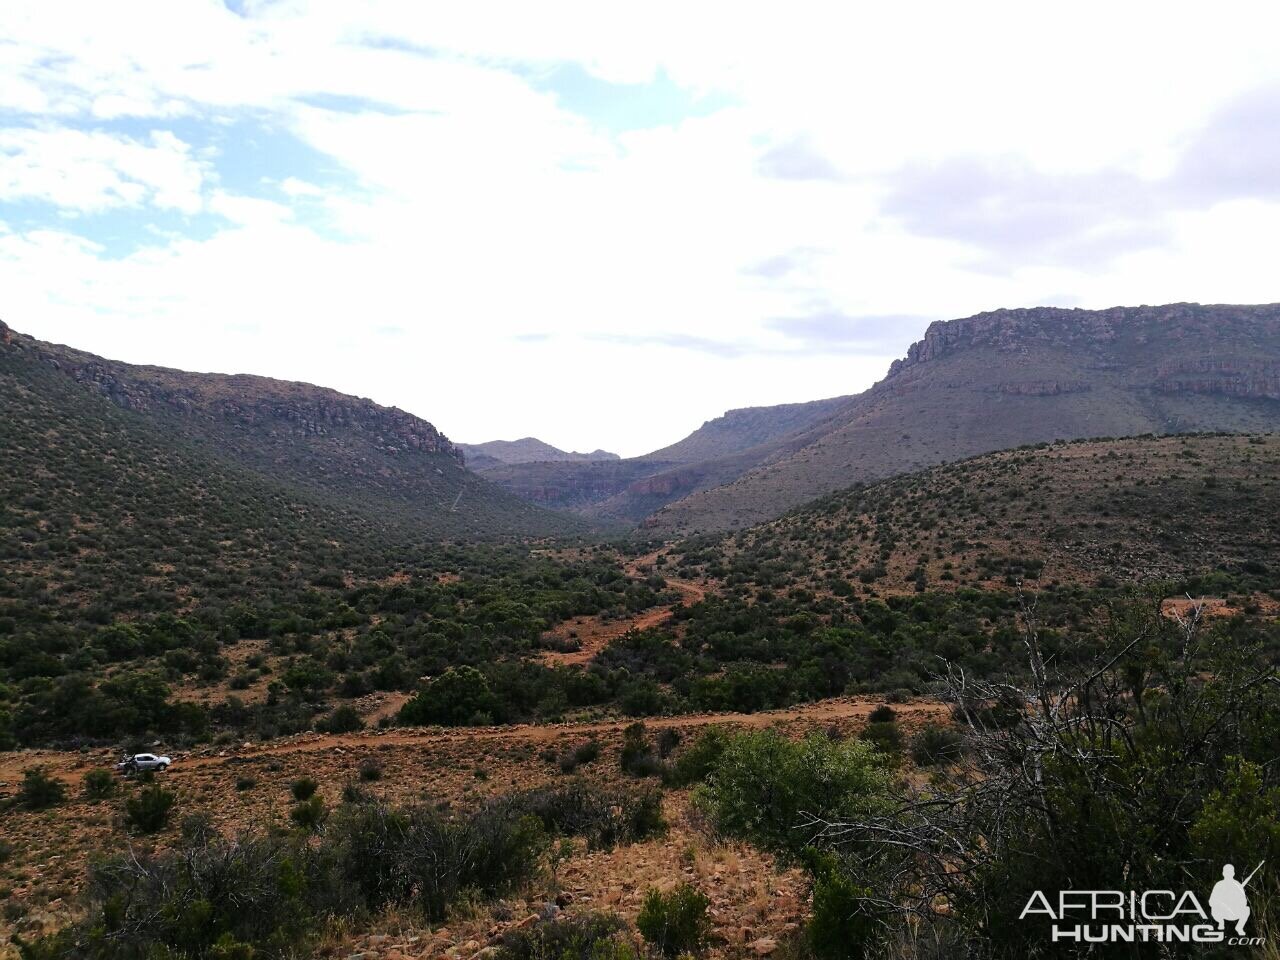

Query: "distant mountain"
left=475, top=394, right=852, bottom=522
left=647, top=303, right=1280, bottom=533
left=0, top=320, right=581, bottom=550
left=459, top=437, right=619, bottom=471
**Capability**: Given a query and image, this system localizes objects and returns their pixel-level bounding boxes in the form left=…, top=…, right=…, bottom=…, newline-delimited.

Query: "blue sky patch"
left=524, top=64, right=733, bottom=133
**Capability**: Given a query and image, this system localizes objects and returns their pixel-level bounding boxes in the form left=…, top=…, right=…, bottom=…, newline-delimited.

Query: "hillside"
left=673, top=433, right=1280, bottom=597
left=478, top=393, right=852, bottom=521
left=1, top=319, right=677, bottom=751
left=458, top=437, right=619, bottom=471
left=640, top=395, right=852, bottom=463
left=647, top=303, right=1280, bottom=533
left=0, top=321, right=579, bottom=544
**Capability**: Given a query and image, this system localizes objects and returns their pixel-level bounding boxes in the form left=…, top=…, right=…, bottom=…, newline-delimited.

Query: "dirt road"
left=539, top=550, right=708, bottom=667
left=0, top=696, right=947, bottom=785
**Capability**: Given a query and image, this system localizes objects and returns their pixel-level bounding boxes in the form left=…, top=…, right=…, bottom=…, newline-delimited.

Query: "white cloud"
left=2, top=2, right=1280, bottom=455
left=0, top=127, right=206, bottom=213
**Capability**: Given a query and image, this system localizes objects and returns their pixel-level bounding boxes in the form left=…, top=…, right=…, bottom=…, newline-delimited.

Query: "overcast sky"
left=3, top=3, right=1280, bottom=456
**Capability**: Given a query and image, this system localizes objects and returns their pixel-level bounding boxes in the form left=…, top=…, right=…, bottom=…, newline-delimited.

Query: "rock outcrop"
left=2, top=320, right=462, bottom=464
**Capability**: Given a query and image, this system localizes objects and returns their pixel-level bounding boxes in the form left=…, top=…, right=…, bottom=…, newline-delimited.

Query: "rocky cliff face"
left=647, top=302, right=1280, bottom=535
left=1, top=320, right=462, bottom=464
left=885, top=303, right=1280, bottom=380
left=1, top=318, right=578, bottom=538
left=1154, top=358, right=1280, bottom=401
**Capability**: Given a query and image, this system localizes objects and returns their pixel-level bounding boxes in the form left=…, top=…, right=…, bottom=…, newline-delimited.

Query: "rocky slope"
left=0, top=319, right=579, bottom=540
left=640, top=395, right=853, bottom=463
left=646, top=303, right=1280, bottom=533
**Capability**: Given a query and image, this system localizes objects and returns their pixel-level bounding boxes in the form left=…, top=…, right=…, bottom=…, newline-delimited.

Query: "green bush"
left=398, top=665, right=499, bottom=727
left=290, top=776, right=318, bottom=801
left=507, top=782, right=666, bottom=849
left=1189, top=758, right=1280, bottom=868
left=358, top=758, right=383, bottom=782
left=20, top=785, right=576, bottom=959
left=125, top=783, right=176, bottom=833
left=559, top=740, right=601, bottom=774
left=17, top=767, right=66, bottom=810
left=290, top=796, right=327, bottom=832
left=910, top=724, right=964, bottom=766
left=636, top=883, right=711, bottom=958
left=496, top=913, right=638, bottom=960
left=83, top=768, right=116, bottom=801
left=867, top=704, right=897, bottom=723
left=696, top=730, right=891, bottom=858
left=662, top=727, right=727, bottom=787
left=317, top=704, right=364, bottom=734
left=804, top=850, right=882, bottom=960
left=325, top=799, right=548, bottom=921
left=858, top=721, right=903, bottom=756
left=620, top=722, right=660, bottom=777
left=656, top=728, right=681, bottom=758
left=342, top=782, right=372, bottom=805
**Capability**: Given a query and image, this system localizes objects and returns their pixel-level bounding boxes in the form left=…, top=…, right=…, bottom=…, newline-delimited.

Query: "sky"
left=3, top=3, right=1280, bottom=456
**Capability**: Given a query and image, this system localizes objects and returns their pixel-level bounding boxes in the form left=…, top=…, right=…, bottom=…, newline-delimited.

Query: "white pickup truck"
left=115, top=753, right=172, bottom=775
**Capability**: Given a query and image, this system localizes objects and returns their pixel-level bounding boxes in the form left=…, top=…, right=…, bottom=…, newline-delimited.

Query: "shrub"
left=290, top=776, right=318, bottom=801
left=867, top=704, right=897, bottom=723
left=318, top=704, right=364, bottom=733
left=82, top=769, right=116, bottom=801
left=559, top=740, right=601, bottom=774
left=290, top=796, right=327, bottom=832
left=656, top=728, right=681, bottom=758
left=662, top=727, right=727, bottom=788
left=125, top=783, right=176, bottom=833
left=858, top=721, right=903, bottom=756
left=24, top=787, right=567, bottom=958
left=398, top=665, right=499, bottom=726
left=1189, top=758, right=1280, bottom=868
left=620, top=722, right=660, bottom=777
left=358, top=758, right=383, bottom=782
left=696, top=730, right=891, bottom=858
left=17, top=767, right=66, bottom=810
left=804, top=850, right=882, bottom=960
left=342, top=783, right=372, bottom=805
left=636, top=883, right=711, bottom=958
left=24, top=834, right=316, bottom=958
left=181, top=812, right=218, bottom=846
left=496, top=912, right=639, bottom=960
left=910, top=724, right=964, bottom=767
left=324, top=799, right=548, bottom=921
left=235, top=775, right=257, bottom=791
left=508, top=782, right=666, bottom=849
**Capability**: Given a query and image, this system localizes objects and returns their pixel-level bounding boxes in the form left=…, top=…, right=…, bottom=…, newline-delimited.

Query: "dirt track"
left=539, top=550, right=708, bottom=666
left=0, top=696, right=948, bottom=786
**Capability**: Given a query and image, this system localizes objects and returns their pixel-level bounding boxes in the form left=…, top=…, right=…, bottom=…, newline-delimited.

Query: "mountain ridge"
left=0, top=318, right=580, bottom=540
left=645, top=302, right=1280, bottom=533
left=458, top=437, right=619, bottom=470
left=473, top=393, right=853, bottom=522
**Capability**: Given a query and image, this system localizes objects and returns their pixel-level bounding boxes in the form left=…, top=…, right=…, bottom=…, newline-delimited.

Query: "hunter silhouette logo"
left=1210, top=862, right=1263, bottom=936
left=1019, top=861, right=1266, bottom=946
